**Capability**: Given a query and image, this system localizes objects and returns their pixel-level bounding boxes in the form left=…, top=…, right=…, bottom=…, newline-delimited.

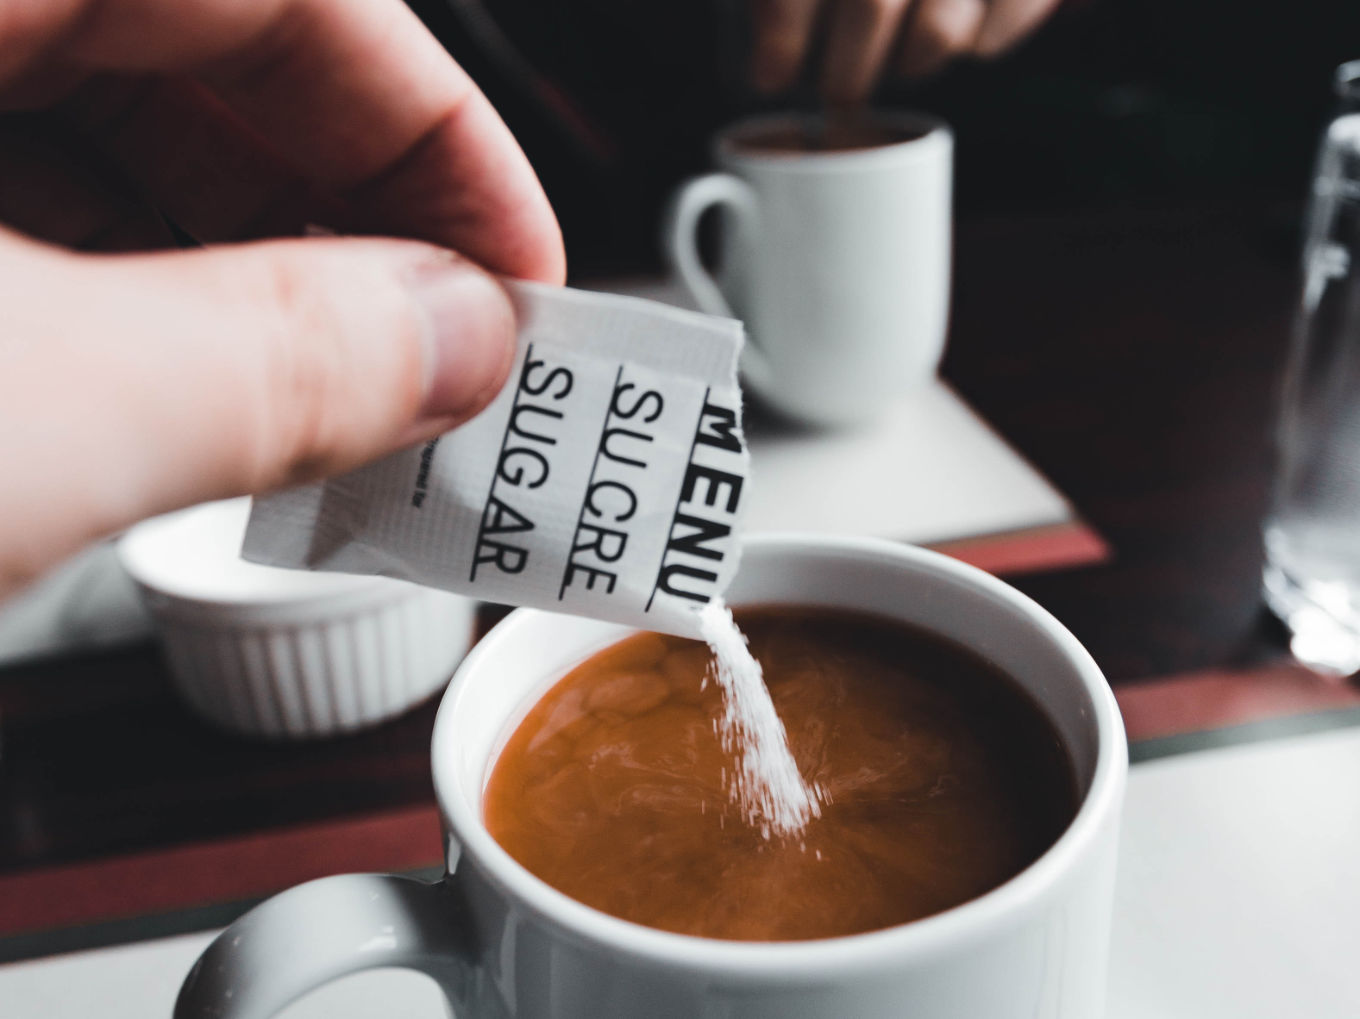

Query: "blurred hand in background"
left=749, top=0, right=1065, bottom=103
left=0, top=0, right=564, bottom=600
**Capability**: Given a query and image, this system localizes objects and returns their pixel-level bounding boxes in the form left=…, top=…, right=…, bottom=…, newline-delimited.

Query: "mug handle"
left=663, top=172, right=776, bottom=398
left=174, top=874, right=472, bottom=1019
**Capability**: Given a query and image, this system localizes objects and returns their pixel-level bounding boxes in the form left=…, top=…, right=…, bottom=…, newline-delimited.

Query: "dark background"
left=408, top=0, right=1360, bottom=275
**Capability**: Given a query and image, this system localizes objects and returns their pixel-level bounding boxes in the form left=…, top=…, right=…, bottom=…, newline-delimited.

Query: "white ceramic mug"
left=175, top=535, right=1125, bottom=1019
left=665, top=113, right=953, bottom=426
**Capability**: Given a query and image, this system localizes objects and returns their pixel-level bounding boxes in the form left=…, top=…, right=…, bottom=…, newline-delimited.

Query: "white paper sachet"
left=241, top=281, right=749, bottom=638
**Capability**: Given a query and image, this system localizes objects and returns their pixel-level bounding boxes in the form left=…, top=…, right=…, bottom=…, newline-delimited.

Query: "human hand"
left=0, top=0, right=564, bottom=598
left=749, top=0, right=1064, bottom=104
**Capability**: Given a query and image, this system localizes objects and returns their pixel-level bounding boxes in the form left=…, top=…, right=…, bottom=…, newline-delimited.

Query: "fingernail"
left=408, top=264, right=517, bottom=420
left=973, top=32, right=1006, bottom=57
left=973, top=20, right=1010, bottom=57
left=751, top=56, right=787, bottom=94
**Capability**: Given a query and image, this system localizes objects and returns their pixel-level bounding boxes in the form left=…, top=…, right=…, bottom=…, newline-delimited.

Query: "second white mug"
left=665, top=112, right=953, bottom=426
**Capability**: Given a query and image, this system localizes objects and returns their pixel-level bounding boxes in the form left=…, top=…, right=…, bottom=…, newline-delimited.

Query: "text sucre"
left=469, top=350, right=744, bottom=614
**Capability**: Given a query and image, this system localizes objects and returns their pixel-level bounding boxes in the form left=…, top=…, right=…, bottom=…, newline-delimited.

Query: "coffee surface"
left=483, top=607, right=1076, bottom=941
left=731, top=121, right=926, bottom=153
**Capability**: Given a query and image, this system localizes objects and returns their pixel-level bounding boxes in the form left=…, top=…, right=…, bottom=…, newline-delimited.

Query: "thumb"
left=0, top=232, right=517, bottom=592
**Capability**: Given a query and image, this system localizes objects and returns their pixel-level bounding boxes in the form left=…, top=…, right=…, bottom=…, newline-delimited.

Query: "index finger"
left=7, top=0, right=564, bottom=282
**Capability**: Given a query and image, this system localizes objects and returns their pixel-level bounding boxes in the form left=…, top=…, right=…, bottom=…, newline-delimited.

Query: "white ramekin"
left=117, top=499, right=475, bottom=740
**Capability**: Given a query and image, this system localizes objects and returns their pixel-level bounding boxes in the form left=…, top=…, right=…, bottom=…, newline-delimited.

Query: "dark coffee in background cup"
left=729, top=120, right=928, bottom=153
left=485, top=606, right=1077, bottom=942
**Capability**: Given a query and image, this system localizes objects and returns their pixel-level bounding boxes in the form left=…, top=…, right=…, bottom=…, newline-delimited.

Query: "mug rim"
left=432, top=534, right=1126, bottom=978
left=714, top=111, right=952, bottom=172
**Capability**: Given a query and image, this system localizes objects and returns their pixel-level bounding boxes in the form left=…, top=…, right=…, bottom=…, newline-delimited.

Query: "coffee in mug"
left=728, top=120, right=929, bottom=154
left=485, top=606, right=1077, bottom=941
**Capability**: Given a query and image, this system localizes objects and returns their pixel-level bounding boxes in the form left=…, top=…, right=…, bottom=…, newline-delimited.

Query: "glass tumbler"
left=1264, top=61, right=1360, bottom=674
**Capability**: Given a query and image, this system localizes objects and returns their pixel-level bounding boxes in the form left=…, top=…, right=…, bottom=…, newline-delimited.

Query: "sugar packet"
left=242, top=281, right=748, bottom=638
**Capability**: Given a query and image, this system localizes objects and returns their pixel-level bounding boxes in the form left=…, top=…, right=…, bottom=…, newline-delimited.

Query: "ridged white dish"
left=118, top=499, right=474, bottom=739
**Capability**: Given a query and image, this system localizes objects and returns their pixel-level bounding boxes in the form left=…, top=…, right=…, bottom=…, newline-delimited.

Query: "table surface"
left=5, top=198, right=1360, bottom=1008
left=7, top=725, right=1358, bottom=1018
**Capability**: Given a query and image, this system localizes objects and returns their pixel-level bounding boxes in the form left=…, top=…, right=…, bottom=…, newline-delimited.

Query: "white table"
left=1107, top=726, right=1360, bottom=1018
left=4, top=726, right=1357, bottom=1017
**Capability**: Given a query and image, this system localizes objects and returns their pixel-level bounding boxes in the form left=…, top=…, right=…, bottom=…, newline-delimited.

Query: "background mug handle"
left=663, top=172, right=776, bottom=399
left=174, top=873, right=473, bottom=1019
